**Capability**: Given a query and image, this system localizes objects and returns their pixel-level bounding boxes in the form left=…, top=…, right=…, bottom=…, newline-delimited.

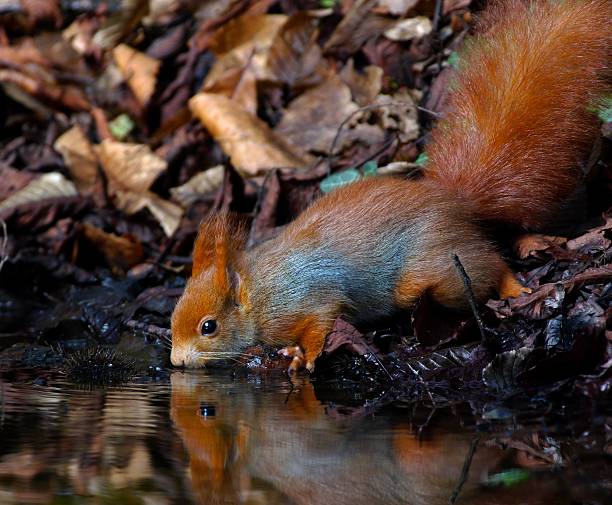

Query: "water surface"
left=0, top=371, right=609, bottom=504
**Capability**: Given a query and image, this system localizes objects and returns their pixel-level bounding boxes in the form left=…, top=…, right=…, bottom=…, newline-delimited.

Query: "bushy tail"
left=424, top=0, right=611, bottom=229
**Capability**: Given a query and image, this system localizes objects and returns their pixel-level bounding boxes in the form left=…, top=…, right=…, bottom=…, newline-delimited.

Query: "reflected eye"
left=198, top=318, right=218, bottom=337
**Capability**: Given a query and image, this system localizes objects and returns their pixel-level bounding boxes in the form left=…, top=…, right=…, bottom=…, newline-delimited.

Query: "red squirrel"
left=170, top=0, right=611, bottom=371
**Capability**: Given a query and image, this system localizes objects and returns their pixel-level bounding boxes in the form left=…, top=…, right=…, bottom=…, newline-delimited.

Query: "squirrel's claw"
left=278, top=346, right=312, bottom=373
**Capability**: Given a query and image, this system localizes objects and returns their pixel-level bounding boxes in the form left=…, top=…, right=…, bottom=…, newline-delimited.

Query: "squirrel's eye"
left=198, top=318, right=218, bottom=337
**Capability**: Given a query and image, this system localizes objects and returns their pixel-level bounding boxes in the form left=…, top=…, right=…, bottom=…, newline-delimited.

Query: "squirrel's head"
left=171, top=214, right=255, bottom=368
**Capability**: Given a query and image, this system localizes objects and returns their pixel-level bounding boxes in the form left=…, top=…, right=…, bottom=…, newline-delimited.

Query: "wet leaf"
left=324, top=318, right=370, bottom=355
left=189, top=92, right=313, bottom=176
left=482, top=348, right=535, bottom=391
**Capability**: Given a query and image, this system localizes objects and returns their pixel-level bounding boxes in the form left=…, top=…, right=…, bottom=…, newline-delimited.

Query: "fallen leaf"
left=189, top=92, right=313, bottom=176
left=324, top=0, right=392, bottom=55
left=92, top=0, right=149, bottom=49
left=275, top=75, right=384, bottom=154
left=0, top=172, right=77, bottom=214
left=374, top=90, right=420, bottom=142
left=115, top=189, right=182, bottom=237
left=113, top=43, right=161, bottom=106
left=53, top=125, right=99, bottom=193
left=339, top=59, right=383, bottom=107
left=376, top=0, right=420, bottom=16
left=566, top=215, right=612, bottom=252
left=266, top=12, right=322, bottom=88
left=514, top=234, right=567, bottom=260
left=170, top=165, right=225, bottom=208
left=0, top=164, right=36, bottom=200
left=384, top=16, right=433, bottom=41
left=202, top=12, right=288, bottom=111
left=81, top=223, right=144, bottom=272
left=323, top=318, right=370, bottom=356
left=95, top=139, right=167, bottom=193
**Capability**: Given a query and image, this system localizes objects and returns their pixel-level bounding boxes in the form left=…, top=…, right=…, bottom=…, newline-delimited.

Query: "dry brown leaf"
left=0, top=172, right=77, bottom=214
left=113, top=43, right=161, bottom=106
left=190, top=92, right=313, bottom=176
left=53, top=125, right=99, bottom=193
left=323, top=0, right=392, bottom=55
left=514, top=234, right=567, bottom=259
left=275, top=75, right=384, bottom=154
left=266, top=12, right=322, bottom=87
left=92, top=0, right=149, bottom=49
left=374, top=90, right=420, bottom=142
left=115, top=189, right=182, bottom=237
left=81, top=223, right=144, bottom=272
left=202, top=14, right=287, bottom=113
left=384, top=16, right=432, bottom=41
left=95, top=139, right=167, bottom=193
left=170, top=165, right=225, bottom=208
left=339, top=59, right=383, bottom=107
left=208, top=13, right=287, bottom=57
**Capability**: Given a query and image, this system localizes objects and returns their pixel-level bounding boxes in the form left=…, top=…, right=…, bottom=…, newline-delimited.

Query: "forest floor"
left=0, top=0, right=610, bottom=410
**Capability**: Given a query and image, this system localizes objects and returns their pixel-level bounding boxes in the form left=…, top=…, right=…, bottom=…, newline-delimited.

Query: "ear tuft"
left=191, top=213, right=247, bottom=278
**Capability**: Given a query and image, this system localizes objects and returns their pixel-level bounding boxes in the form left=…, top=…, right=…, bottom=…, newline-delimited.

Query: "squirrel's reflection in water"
left=169, top=372, right=562, bottom=505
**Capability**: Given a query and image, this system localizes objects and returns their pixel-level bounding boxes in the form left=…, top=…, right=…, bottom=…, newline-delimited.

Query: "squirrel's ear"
left=191, top=213, right=246, bottom=278
left=228, top=269, right=250, bottom=308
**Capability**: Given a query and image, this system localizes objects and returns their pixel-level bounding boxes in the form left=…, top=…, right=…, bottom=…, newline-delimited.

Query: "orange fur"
left=425, top=0, right=611, bottom=229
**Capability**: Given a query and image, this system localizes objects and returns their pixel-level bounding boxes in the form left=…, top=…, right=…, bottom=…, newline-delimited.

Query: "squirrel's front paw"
left=278, top=346, right=314, bottom=373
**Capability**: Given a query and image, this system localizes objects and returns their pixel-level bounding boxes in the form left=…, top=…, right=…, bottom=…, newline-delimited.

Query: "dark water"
left=0, top=371, right=610, bottom=505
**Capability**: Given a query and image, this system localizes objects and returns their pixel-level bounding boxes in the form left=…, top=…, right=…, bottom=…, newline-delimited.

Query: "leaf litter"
left=0, top=0, right=609, bottom=417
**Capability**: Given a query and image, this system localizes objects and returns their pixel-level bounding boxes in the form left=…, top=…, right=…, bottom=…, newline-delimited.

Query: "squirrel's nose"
left=170, top=348, right=185, bottom=367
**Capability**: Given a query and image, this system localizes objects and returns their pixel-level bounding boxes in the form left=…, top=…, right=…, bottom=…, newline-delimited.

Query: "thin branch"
left=0, top=220, right=8, bottom=274
left=452, top=254, right=491, bottom=346
left=449, top=435, right=480, bottom=504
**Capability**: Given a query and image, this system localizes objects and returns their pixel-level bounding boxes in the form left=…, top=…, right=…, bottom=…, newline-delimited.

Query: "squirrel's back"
left=425, top=0, right=611, bottom=229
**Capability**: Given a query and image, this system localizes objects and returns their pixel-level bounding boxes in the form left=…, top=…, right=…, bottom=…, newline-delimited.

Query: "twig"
left=433, top=0, right=444, bottom=32
left=449, top=435, right=480, bottom=504
left=0, top=220, right=8, bottom=274
left=124, top=319, right=171, bottom=340
left=362, top=341, right=394, bottom=382
left=452, top=254, right=490, bottom=346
